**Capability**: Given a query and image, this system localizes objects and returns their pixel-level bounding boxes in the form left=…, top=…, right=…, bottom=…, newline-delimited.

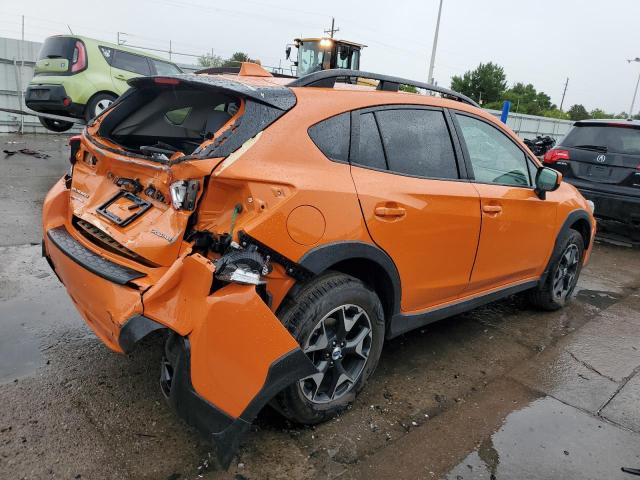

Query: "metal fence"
left=486, top=109, right=575, bottom=142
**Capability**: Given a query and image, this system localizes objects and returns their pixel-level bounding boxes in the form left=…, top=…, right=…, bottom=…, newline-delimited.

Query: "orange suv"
left=42, top=64, right=596, bottom=467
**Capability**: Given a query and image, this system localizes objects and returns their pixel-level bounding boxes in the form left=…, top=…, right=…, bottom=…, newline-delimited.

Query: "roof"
left=574, top=118, right=640, bottom=127
left=294, top=38, right=367, bottom=48
left=44, top=35, right=178, bottom=64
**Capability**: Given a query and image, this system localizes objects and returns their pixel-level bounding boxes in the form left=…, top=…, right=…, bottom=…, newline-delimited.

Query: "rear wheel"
left=275, top=272, right=385, bottom=425
left=85, top=93, right=117, bottom=122
left=528, top=229, right=584, bottom=310
left=38, top=116, right=74, bottom=132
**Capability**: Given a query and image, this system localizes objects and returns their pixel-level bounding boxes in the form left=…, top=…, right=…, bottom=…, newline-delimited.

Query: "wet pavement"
left=1, top=134, right=640, bottom=479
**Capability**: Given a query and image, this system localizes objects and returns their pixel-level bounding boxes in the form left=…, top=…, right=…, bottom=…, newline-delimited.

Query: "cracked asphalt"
left=1, top=134, right=640, bottom=480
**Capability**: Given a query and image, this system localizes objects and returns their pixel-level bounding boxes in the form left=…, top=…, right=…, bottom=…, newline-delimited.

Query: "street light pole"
left=628, top=58, right=640, bottom=118
left=427, top=0, right=443, bottom=85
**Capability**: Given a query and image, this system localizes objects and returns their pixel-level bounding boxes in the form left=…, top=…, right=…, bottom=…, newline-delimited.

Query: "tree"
left=485, top=82, right=554, bottom=116
left=198, top=53, right=224, bottom=68
left=399, top=84, right=418, bottom=93
left=450, top=62, right=507, bottom=104
left=222, top=51, right=259, bottom=67
left=589, top=108, right=614, bottom=119
left=567, top=104, right=590, bottom=121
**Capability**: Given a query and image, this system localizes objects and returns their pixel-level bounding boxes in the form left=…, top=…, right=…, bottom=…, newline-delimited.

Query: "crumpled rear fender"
left=134, top=255, right=316, bottom=467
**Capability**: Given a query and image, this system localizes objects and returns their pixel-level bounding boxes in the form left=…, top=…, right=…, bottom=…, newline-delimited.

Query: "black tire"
left=528, top=229, right=584, bottom=311
left=275, top=272, right=385, bottom=425
left=84, top=92, right=117, bottom=122
left=38, top=116, right=74, bottom=133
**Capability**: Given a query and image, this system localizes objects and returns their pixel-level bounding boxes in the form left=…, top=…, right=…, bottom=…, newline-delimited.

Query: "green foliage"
left=198, top=51, right=259, bottom=68
left=589, top=109, right=615, bottom=119
left=567, top=104, right=590, bottom=121
left=399, top=84, right=418, bottom=93
left=542, top=109, right=569, bottom=120
left=223, top=52, right=260, bottom=67
left=198, top=53, right=224, bottom=68
left=484, top=83, right=554, bottom=116
left=450, top=62, right=507, bottom=104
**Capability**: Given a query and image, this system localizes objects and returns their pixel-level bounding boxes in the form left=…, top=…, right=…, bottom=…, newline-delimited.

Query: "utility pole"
left=628, top=58, right=640, bottom=118
left=427, top=0, right=443, bottom=85
left=559, top=77, right=569, bottom=111
left=169, top=40, right=172, bottom=61
left=324, top=17, right=339, bottom=38
left=18, top=15, right=24, bottom=134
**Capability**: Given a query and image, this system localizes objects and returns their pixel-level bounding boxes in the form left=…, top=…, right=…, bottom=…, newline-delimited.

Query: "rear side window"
left=357, top=112, right=387, bottom=170
left=99, top=46, right=113, bottom=64
left=375, top=109, right=458, bottom=179
left=561, top=125, right=640, bottom=155
left=151, top=59, right=182, bottom=75
left=112, top=50, right=151, bottom=76
left=308, top=113, right=351, bottom=162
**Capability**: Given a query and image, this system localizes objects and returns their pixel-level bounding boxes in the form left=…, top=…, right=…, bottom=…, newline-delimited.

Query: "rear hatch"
left=67, top=74, right=295, bottom=269
left=546, top=121, right=640, bottom=196
left=34, top=36, right=85, bottom=76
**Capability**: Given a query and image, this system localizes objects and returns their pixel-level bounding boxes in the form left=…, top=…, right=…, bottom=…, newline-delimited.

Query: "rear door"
left=348, top=106, right=481, bottom=313
left=109, top=49, right=152, bottom=94
left=453, top=112, right=557, bottom=292
left=551, top=123, right=640, bottom=195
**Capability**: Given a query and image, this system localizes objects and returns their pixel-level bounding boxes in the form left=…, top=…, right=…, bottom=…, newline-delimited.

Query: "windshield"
left=297, top=41, right=328, bottom=76
left=561, top=125, right=640, bottom=155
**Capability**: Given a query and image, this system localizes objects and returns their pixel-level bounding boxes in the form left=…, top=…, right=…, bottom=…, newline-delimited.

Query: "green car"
left=26, top=35, right=182, bottom=132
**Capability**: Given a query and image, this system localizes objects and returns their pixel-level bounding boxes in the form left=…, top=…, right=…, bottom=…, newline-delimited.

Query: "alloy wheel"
left=95, top=99, right=113, bottom=116
left=299, top=304, right=373, bottom=404
left=552, top=243, right=580, bottom=300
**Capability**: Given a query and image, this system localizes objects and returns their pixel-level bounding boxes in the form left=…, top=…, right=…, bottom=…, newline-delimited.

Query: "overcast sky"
left=1, top=0, right=639, bottom=113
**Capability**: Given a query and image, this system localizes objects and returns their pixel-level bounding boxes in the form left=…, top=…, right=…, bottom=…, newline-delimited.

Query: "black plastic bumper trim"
left=163, top=333, right=316, bottom=469
left=119, top=315, right=166, bottom=353
left=46, top=226, right=145, bottom=285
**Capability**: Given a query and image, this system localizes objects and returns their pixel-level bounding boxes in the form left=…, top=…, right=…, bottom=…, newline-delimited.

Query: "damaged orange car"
left=42, top=64, right=596, bottom=467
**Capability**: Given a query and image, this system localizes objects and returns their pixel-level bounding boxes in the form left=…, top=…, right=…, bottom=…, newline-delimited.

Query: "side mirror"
left=535, top=167, right=562, bottom=200
left=285, top=46, right=291, bottom=60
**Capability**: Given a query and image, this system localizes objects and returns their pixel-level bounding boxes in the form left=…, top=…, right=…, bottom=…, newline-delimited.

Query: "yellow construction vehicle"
left=286, top=37, right=366, bottom=77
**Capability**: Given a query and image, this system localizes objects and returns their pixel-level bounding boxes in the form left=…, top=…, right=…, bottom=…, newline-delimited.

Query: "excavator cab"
left=286, top=38, right=365, bottom=77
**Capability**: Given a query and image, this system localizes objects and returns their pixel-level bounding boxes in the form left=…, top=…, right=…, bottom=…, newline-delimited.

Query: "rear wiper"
left=572, top=144, right=608, bottom=152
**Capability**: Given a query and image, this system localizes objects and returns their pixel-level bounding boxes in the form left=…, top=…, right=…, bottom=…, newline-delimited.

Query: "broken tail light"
left=543, top=148, right=570, bottom=164
left=68, top=135, right=81, bottom=165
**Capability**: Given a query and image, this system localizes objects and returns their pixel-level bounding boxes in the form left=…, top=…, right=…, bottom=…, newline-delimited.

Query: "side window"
left=375, top=109, right=458, bottom=179
left=99, top=46, right=113, bottom=65
left=151, top=59, right=182, bottom=75
left=357, top=112, right=386, bottom=170
left=112, top=50, right=151, bottom=76
left=456, top=114, right=531, bottom=187
left=308, top=113, right=350, bottom=162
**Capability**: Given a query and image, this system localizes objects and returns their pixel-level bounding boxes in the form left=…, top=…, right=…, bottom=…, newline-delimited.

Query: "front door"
left=350, top=107, right=481, bottom=313
left=453, top=113, right=557, bottom=293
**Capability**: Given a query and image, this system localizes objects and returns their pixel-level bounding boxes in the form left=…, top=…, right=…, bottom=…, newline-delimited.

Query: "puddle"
left=0, top=309, right=43, bottom=384
left=445, top=396, right=640, bottom=480
left=576, top=289, right=623, bottom=309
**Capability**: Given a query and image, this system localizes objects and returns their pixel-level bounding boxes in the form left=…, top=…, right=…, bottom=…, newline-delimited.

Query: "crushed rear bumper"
left=42, top=178, right=316, bottom=467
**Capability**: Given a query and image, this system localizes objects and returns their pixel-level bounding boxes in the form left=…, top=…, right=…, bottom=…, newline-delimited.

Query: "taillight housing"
left=71, top=40, right=87, bottom=73
left=543, top=148, right=570, bottom=164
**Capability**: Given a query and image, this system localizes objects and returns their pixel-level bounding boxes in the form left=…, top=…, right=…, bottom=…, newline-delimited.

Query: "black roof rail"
left=195, top=66, right=296, bottom=79
left=287, top=69, right=480, bottom=108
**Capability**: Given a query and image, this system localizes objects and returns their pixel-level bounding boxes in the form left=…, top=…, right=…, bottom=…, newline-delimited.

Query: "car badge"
left=596, top=154, right=606, bottom=163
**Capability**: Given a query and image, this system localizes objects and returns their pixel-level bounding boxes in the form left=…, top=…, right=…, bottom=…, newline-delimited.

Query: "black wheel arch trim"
left=161, top=332, right=316, bottom=469
left=298, top=240, right=402, bottom=316
left=539, top=208, right=593, bottom=288
left=119, top=315, right=167, bottom=353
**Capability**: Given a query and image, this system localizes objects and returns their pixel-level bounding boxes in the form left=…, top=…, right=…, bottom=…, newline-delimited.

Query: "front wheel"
left=528, top=229, right=584, bottom=311
left=38, top=116, right=74, bottom=132
left=275, top=272, right=385, bottom=425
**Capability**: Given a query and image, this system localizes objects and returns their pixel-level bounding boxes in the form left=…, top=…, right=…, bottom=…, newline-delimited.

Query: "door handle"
left=375, top=206, right=406, bottom=217
left=114, top=74, right=127, bottom=80
left=482, top=205, right=503, bottom=214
